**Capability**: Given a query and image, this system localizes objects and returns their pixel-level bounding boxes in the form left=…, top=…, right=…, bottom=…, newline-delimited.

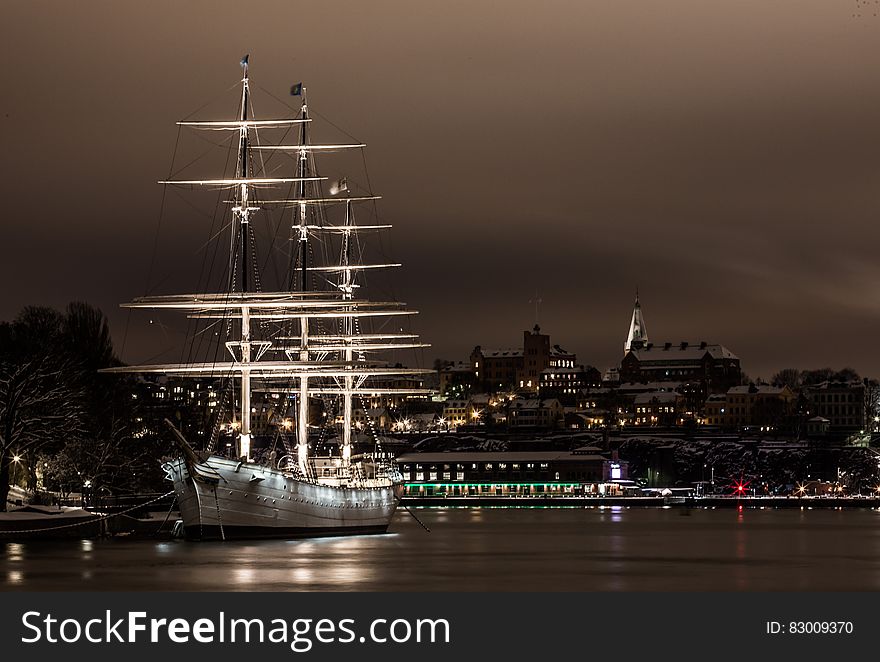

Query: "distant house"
left=633, top=391, right=682, bottom=426
left=802, top=380, right=866, bottom=432
left=724, top=384, right=795, bottom=431
left=508, top=398, right=563, bottom=430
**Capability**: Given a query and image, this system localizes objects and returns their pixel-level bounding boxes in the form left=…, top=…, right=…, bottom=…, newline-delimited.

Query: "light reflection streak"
left=6, top=543, right=23, bottom=562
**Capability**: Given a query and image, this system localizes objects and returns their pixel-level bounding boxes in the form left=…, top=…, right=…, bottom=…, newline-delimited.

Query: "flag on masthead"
left=329, top=177, right=348, bottom=195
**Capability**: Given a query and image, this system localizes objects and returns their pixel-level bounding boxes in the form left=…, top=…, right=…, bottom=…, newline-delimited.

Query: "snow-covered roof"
left=634, top=391, right=680, bottom=404
left=805, top=380, right=864, bottom=391
left=479, top=348, right=524, bottom=358
left=511, top=398, right=561, bottom=409
left=627, top=342, right=738, bottom=362
left=397, top=451, right=607, bottom=463
left=441, top=363, right=473, bottom=373
left=617, top=380, right=685, bottom=392
left=727, top=384, right=790, bottom=396
left=541, top=366, right=585, bottom=375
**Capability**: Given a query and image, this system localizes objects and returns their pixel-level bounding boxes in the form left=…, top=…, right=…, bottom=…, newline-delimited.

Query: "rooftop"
left=627, top=342, right=738, bottom=362
left=634, top=391, right=680, bottom=404
left=397, top=451, right=608, bottom=463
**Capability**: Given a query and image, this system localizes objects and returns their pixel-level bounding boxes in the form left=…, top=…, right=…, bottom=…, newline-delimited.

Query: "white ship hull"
left=166, top=456, right=401, bottom=541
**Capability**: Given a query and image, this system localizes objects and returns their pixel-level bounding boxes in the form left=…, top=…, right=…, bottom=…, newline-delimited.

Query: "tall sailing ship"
left=104, top=57, right=431, bottom=540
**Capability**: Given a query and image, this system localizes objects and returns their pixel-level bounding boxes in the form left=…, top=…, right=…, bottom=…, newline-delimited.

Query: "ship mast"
left=108, top=65, right=436, bottom=474
left=296, top=90, right=310, bottom=474
left=341, top=200, right=355, bottom=465
left=236, top=56, right=253, bottom=461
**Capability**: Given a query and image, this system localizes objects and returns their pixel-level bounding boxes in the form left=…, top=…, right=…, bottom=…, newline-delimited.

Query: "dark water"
left=4, top=507, right=880, bottom=591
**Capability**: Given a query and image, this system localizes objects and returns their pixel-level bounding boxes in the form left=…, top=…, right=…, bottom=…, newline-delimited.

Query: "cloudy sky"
left=3, top=1, right=880, bottom=378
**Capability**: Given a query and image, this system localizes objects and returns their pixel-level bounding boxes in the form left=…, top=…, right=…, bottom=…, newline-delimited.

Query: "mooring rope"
left=0, top=491, right=175, bottom=536
left=212, top=488, right=226, bottom=542
left=398, top=500, right=431, bottom=533
left=155, top=493, right=178, bottom=536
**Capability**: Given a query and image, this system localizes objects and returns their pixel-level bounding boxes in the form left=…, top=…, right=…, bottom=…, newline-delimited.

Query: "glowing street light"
left=11, top=454, right=22, bottom=487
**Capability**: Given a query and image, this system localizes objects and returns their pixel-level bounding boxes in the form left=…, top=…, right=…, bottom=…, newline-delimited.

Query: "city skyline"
left=3, top=2, right=880, bottom=379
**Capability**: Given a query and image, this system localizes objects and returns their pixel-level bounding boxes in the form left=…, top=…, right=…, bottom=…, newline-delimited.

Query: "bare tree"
left=0, top=353, right=84, bottom=510
left=771, top=368, right=802, bottom=389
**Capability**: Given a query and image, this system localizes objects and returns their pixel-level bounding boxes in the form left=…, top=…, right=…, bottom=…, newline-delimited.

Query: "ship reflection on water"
left=4, top=508, right=880, bottom=591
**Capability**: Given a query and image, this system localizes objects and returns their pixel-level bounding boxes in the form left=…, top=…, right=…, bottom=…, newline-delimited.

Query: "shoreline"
left=402, top=495, right=880, bottom=508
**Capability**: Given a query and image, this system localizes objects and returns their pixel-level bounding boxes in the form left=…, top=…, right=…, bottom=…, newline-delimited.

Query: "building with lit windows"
left=724, top=384, right=796, bottom=430
left=633, top=391, right=683, bottom=426
left=437, top=361, right=475, bottom=398
left=470, top=346, right=524, bottom=392
left=469, top=325, right=594, bottom=395
left=540, top=364, right=601, bottom=397
left=442, top=400, right=474, bottom=429
left=397, top=450, right=629, bottom=497
left=703, top=393, right=727, bottom=426
left=803, top=380, right=867, bottom=432
left=508, top=398, right=564, bottom=430
left=619, top=296, right=742, bottom=395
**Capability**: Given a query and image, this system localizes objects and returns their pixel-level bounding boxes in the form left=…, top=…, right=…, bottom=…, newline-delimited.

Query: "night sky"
left=3, top=1, right=880, bottom=379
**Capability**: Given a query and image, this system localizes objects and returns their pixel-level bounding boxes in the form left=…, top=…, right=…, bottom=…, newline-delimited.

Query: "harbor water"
left=4, top=506, right=880, bottom=591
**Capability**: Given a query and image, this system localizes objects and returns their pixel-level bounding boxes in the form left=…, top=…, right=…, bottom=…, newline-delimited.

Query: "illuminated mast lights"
left=109, top=61, right=434, bottom=484
left=296, top=90, right=311, bottom=475
left=237, top=57, right=254, bottom=462
left=340, top=199, right=356, bottom=466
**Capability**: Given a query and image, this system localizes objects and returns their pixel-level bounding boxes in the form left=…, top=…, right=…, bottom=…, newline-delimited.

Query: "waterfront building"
left=397, top=450, right=629, bottom=497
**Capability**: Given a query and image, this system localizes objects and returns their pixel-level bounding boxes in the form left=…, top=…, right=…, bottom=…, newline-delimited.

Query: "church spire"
left=624, top=290, right=648, bottom=354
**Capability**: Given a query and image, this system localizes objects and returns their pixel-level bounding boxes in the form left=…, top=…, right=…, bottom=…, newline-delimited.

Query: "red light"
left=730, top=477, right=751, bottom=496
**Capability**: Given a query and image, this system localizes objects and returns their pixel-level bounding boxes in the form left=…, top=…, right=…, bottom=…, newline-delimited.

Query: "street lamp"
left=11, top=454, right=21, bottom=487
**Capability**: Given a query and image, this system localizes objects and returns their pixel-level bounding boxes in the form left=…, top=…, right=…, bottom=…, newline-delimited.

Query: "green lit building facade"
left=396, top=450, right=628, bottom=497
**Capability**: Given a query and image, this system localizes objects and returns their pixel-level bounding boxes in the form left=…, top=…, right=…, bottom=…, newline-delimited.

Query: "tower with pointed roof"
left=624, top=292, right=648, bottom=354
